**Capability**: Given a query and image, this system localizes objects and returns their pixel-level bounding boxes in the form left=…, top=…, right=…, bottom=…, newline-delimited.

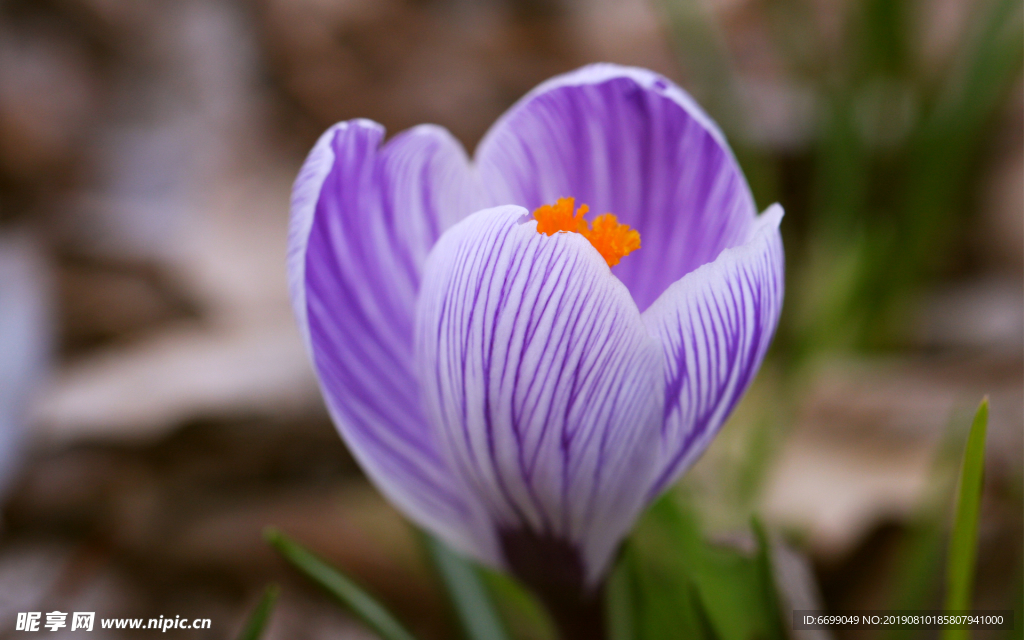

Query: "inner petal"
left=475, top=66, right=758, bottom=311
left=532, top=197, right=641, bottom=267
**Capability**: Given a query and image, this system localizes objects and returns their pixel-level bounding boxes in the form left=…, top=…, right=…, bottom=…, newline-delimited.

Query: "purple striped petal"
left=475, top=64, right=757, bottom=312
left=416, top=206, right=664, bottom=583
left=642, top=205, right=784, bottom=496
left=288, top=119, right=490, bottom=557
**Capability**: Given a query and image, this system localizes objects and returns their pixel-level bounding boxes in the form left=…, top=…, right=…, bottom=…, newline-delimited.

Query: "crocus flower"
left=289, top=64, right=783, bottom=636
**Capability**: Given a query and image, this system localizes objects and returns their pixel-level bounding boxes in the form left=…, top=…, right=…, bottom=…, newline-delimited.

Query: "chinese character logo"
left=44, top=612, right=67, bottom=632
left=71, top=612, right=95, bottom=631
left=15, top=612, right=41, bottom=631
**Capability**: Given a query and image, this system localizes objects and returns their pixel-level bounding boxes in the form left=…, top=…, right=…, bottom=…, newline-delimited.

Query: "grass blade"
left=619, top=493, right=787, bottom=640
left=236, top=584, right=279, bottom=640
left=264, top=527, right=419, bottom=640
left=942, top=397, right=989, bottom=640
left=478, top=568, right=558, bottom=640
left=423, top=534, right=509, bottom=640
left=688, top=580, right=721, bottom=640
left=605, top=550, right=637, bottom=640
left=883, top=409, right=970, bottom=640
left=751, top=518, right=786, bottom=640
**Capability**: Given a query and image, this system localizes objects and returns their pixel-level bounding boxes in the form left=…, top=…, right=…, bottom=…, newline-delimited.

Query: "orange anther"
left=532, top=198, right=640, bottom=267
left=533, top=197, right=589, bottom=236
left=583, top=213, right=642, bottom=267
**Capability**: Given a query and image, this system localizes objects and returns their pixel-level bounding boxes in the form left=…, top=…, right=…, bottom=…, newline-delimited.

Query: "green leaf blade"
left=605, top=551, right=637, bottom=640
left=264, top=527, right=420, bottom=640
left=423, top=534, right=509, bottom=640
left=942, top=397, right=989, bottom=640
left=751, top=517, right=786, bottom=640
left=236, top=584, right=279, bottom=640
left=615, top=493, right=787, bottom=640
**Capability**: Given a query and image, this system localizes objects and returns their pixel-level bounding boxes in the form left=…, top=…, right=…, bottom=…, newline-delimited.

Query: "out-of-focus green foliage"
left=481, top=568, right=559, bottom=640
left=423, top=533, right=511, bottom=640
left=881, top=406, right=978, bottom=640
left=882, top=422, right=964, bottom=640
left=655, top=0, right=1020, bottom=624
left=800, top=0, right=1024, bottom=352
left=872, top=397, right=996, bottom=640
left=263, top=397, right=999, bottom=640
left=942, top=398, right=988, bottom=639
left=662, top=0, right=1023, bottom=357
left=264, top=528, right=420, bottom=640
left=1011, top=566, right=1024, bottom=640
left=607, top=493, right=786, bottom=640
left=235, top=584, right=279, bottom=640
left=605, top=397, right=998, bottom=640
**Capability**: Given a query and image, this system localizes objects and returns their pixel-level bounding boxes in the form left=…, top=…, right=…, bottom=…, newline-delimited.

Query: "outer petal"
left=288, top=119, right=487, bottom=556
left=642, top=205, right=784, bottom=496
left=476, top=63, right=758, bottom=312
left=416, top=206, right=664, bottom=583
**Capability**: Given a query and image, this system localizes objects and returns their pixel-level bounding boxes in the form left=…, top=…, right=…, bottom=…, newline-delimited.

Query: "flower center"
left=532, top=197, right=641, bottom=267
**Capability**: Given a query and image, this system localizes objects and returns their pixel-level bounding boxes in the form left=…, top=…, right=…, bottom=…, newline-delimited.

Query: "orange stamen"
left=533, top=197, right=589, bottom=236
left=584, top=213, right=642, bottom=267
left=532, top=197, right=641, bottom=267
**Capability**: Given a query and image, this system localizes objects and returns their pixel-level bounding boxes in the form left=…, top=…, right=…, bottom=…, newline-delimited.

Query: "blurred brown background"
left=0, top=0, right=1020, bottom=637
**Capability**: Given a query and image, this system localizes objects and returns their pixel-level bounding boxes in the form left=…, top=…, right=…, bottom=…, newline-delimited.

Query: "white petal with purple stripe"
left=416, top=206, right=664, bottom=582
left=288, top=119, right=490, bottom=560
left=642, top=204, right=784, bottom=495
